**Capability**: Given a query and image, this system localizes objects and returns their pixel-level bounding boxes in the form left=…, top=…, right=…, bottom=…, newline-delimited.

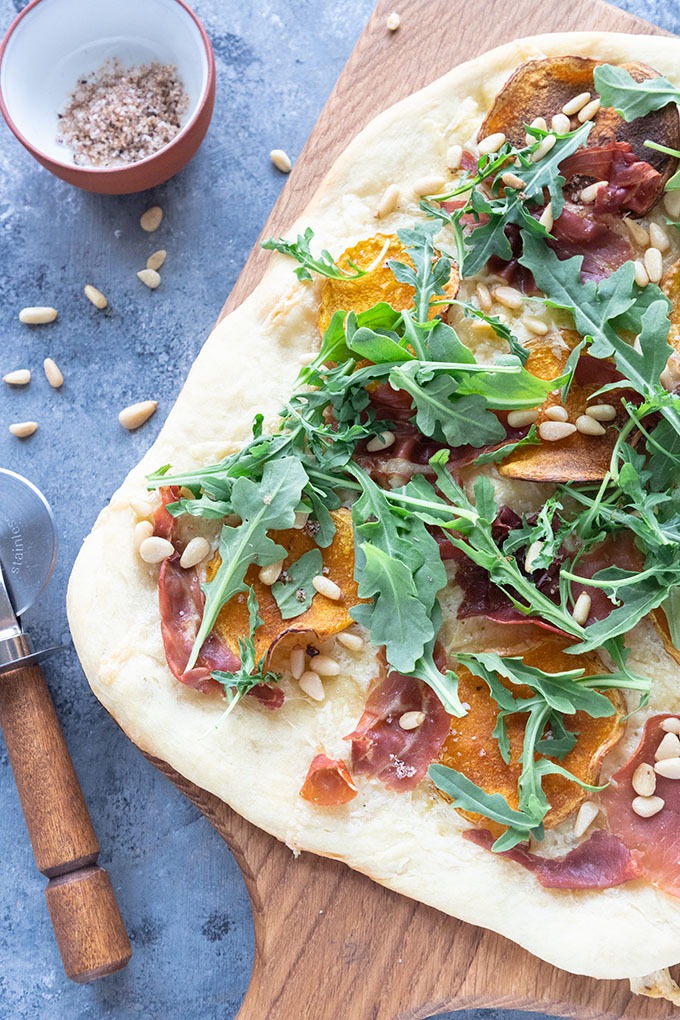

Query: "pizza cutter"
left=0, top=468, right=131, bottom=982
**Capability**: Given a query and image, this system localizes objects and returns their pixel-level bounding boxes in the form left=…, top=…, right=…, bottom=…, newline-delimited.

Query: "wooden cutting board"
left=145, top=1, right=680, bottom=1017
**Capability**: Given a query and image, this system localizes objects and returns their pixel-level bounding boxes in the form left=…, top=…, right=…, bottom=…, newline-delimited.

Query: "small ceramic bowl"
left=0, top=0, right=215, bottom=194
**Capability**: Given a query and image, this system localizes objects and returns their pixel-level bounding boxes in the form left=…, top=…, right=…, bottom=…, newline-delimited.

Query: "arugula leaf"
left=390, top=223, right=452, bottom=323
left=407, top=602, right=467, bottom=716
left=272, top=548, right=323, bottom=620
left=428, top=764, right=536, bottom=832
left=594, top=64, right=680, bottom=122
left=472, top=424, right=540, bottom=465
left=567, top=572, right=674, bottom=653
left=211, top=589, right=282, bottom=718
left=262, top=226, right=373, bottom=282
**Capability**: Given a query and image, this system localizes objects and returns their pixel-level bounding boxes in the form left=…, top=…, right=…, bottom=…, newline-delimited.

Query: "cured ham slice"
left=548, top=205, right=632, bottom=282
left=299, top=754, right=358, bottom=806
left=560, top=141, right=662, bottom=216
left=153, top=485, right=182, bottom=542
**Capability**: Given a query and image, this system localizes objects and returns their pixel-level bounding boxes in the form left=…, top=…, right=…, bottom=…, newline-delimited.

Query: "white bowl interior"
left=1, top=0, right=209, bottom=165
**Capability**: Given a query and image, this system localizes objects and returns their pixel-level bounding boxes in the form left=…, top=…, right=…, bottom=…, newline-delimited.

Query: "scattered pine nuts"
left=478, top=132, right=506, bottom=156
left=573, top=800, right=599, bottom=838
left=661, top=717, right=680, bottom=734
left=501, top=171, right=525, bottom=190
left=413, top=174, right=446, bottom=197
left=649, top=222, right=670, bottom=252
left=9, top=421, right=38, bottom=438
left=43, top=357, right=64, bottom=388
left=654, top=757, right=680, bottom=780
left=446, top=144, right=462, bottom=171
left=539, top=421, right=576, bottom=441
left=633, top=260, right=649, bottom=288
left=575, top=414, right=606, bottom=436
left=572, top=591, right=592, bottom=626
left=140, top=206, right=163, bottom=232
left=386, top=11, right=400, bottom=30
left=530, top=135, right=556, bottom=162
left=337, top=631, right=364, bottom=652
left=139, top=536, right=174, bottom=564
left=632, top=762, right=657, bottom=797
left=664, top=189, right=680, bottom=220
left=180, top=537, right=212, bottom=570
left=538, top=202, right=553, bottom=232
left=655, top=732, right=680, bottom=761
left=551, top=113, right=571, bottom=135
left=624, top=217, right=649, bottom=247
left=644, top=246, right=663, bottom=284
left=134, top=520, right=154, bottom=553
left=586, top=403, right=616, bottom=421
left=399, top=711, right=426, bottom=731
left=3, top=369, right=30, bottom=386
left=562, top=91, right=591, bottom=116
left=580, top=180, right=607, bottom=204
left=313, top=654, right=340, bottom=677
left=84, top=284, right=108, bottom=309
left=545, top=405, right=569, bottom=422
left=631, top=795, right=664, bottom=818
left=299, top=670, right=324, bottom=701
left=290, top=647, right=306, bottom=680
left=270, top=148, right=292, bottom=173
left=524, top=540, right=544, bottom=574
left=507, top=408, right=539, bottom=428
left=577, top=97, right=601, bottom=122
left=475, top=282, right=492, bottom=312
left=494, top=285, right=523, bottom=310
left=147, top=249, right=167, bottom=271
left=366, top=430, right=396, bottom=452
left=376, top=184, right=400, bottom=219
left=19, top=306, right=57, bottom=324
left=312, top=575, right=343, bottom=601
left=137, top=268, right=161, bottom=289
left=524, top=315, right=549, bottom=336
left=258, top=559, right=284, bottom=586
left=119, top=399, right=158, bottom=431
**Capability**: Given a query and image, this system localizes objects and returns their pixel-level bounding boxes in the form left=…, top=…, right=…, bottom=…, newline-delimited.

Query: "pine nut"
left=84, top=284, right=107, bottom=309
left=376, top=184, right=400, bottom=219
left=545, top=404, right=569, bottom=422
left=631, top=795, right=664, bottom=818
left=562, top=91, right=591, bottom=116
left=386, top=11, right=401, bottom=30
left=530, top=135, right=556, bottom=162
left=413, top=174, right=446, bottom=196
left=134, top=520, right=154, bottom=552
left=576, top=414, right=606, bottom=436
left=633, top=260, right=649, bottom=287
left=180, top=537, right=212, bottom=569
left=507, top=408, right=539, bottom=428
left=9, top=421, right=38, bottom=438
left=299, top=670, right=325, bottom=701
left=551, top=113, right=571, bottom=135
left=664, top=190, right=680, bottom=220
left=19, top=306, right=57, bottom=324
left=655, top=732, right=680, bottom=760
left=494, top=285, right=523, bottom=310
left=366, top=430, right=396, bottom=452
left=446, top=144, right=462, bottom=170
left=654, top=757, right=680, bottom=779
left=632, top=762, right=656, bottom=797
left=293, top=511, right=309, bottom=530
left=147, top=249, right=167, bottom=271
left=399, top=711, right=426, bottom=730
left=572, top=591, right=592, bottom=626
left=140, top=206, right=163, bottom=232
left=624, top=218, right=649, bottom=247
left=289, top=647, right=306, bottom=680
left=313, top=654, right=340, bottom=676
left=337, top=631, right=364, bottom=652
left=530, top=116, right=548, bottom=131
left=3, top=369, right=30, bottom=386
left=539, top=421, right=577, bottom=441
left=42, top=357, right=64, bottom=388
left=573, top=800, right=599, bottom=838
left=139, top=536, right=174, bottom=563
left=478, top=132, right=506, bottom=155
left=585, top=403, right=616, bottom=421
left=661, top=717, right=680, bottom=734
left=119, top=400, right=158, bottom=430
left=524, top=315, right=548, bottom=336
left=577, top=98, right=601, bottom=122
left=501, top=171, right=525, bottom=189
left=524, top=540, right=544, bottom=573
left=580, top=180, right=607, bottom=204
left=539, top=202, right=553, bottom=232
left=476, top=282, right=492, bottom=312
left=312, top=575, right=343, bottom=600
left=649, top=222, right=670, bottom=252
left=258, top=559, right=284, bottom=585
left=644, top=246, right=663, bottom=284
left=137, top=268, right=161, bottom=289
left=130, top=493, right=160, bottom=518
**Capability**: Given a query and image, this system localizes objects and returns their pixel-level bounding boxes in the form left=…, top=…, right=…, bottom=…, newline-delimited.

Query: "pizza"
left=68, top=31, right=680, bottom=1002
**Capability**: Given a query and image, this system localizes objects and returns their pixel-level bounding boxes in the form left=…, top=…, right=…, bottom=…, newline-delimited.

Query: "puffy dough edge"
left=68, top=31, right=680, bottom=980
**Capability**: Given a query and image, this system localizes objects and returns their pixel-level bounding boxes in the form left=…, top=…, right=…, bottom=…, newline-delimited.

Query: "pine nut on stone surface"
left=180, top=537, right=211, bottom=570
left=649, top=222, right=670, bottom=252
left=84, top=284, right=108, bottom=309
left=140, top=206, right=163, bottom=232
left=290, top=647, right=305, bottom=680
left=562, top=91, right=591, bottom=115
left=573, top=801, right=599, bottom=838
left=655, top=731, right=680, bottom=760
left=494, top=285, right=523, bottom=310
left=633, top=260, right=649, bottom=287
left=134, top=520, right=154, bottom=553
left=19, top=306, right=57, bottom=324
left=376, top=184, right=400, bottom=219
left=524, top=315, right=548, bottom=336
left=119, top=400, right=158, bottom=430
left=366, top=430, right=395, bottom=452
left=258, top=559, right=284, bottom=585
left=644, top=246, right=663, bottom=283
left=9, top=421, right=38, bottom=438
left=386, top=11, right=400, bottom=30
left=137, top=268, right=161, bottom=289
left=313, top=654, right=340, bottom=676
left=577, top=97, right=601, bottom=122
left=539, top=421, right=577, bottom=441
left=139, top=536, right=174, bottom=564
left=446, top=144, right=462, bottom=170
left=661, top=717, right=680, bottom=734
left=43, top=357, right=64, bottom=388
left=337, top=631, right=364, bottom=652
left=147, top=249, right=167, bottom=271
left=399, top=711, right=425, bottom=731
left=586, top=403, right=616, bottom=421
left=631, top=795, right=664, bottom=818
left=545, top=404, right=569, bottom=422
left=478, top=132, right=506, bottom=156
left=270, top=148, right=292, bottom=173
left=3, top=369, right=30, bottom=385
left=632, top=762, right=656, bottom=797
left=576, top=414, right=606, bottom=436
left=312, top=575, right=342, bottom=600
left=413, top=174, right=446, bottom=197
left=654, top=757, right=680, bottom=780
left=507, top=408, right=539, bottom=428
left=299, top=670, right=324, bottom=701
left=572, top=591, right=592, bottom=626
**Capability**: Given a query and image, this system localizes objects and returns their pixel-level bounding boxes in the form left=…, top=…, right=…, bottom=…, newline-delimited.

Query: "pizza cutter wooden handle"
left=0, top=662, right=131, bottom=982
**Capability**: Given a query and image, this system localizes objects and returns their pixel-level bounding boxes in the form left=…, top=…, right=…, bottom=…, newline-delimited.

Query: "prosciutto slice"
left=345, top=653, right=452, bottom=791
left=464, top=828, right=642, bottom=889
left=560, top=141, right=662, bottom=216
left=299, top=754, right=358, bottom=806
left=548, top=206, right=632, bottom=282
left=153, top=486, right=182, bottom=542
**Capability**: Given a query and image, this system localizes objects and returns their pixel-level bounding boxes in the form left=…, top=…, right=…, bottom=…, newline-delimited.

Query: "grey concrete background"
left=0, top=1, right=676, bottom=1018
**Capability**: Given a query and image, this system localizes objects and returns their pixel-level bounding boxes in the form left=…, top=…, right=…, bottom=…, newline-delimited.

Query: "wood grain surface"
left=146, top=1, right=680, bottom=1017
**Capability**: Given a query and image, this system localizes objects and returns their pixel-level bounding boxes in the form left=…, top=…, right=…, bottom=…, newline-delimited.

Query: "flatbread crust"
left=67, top=32, right=680, bottom=981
